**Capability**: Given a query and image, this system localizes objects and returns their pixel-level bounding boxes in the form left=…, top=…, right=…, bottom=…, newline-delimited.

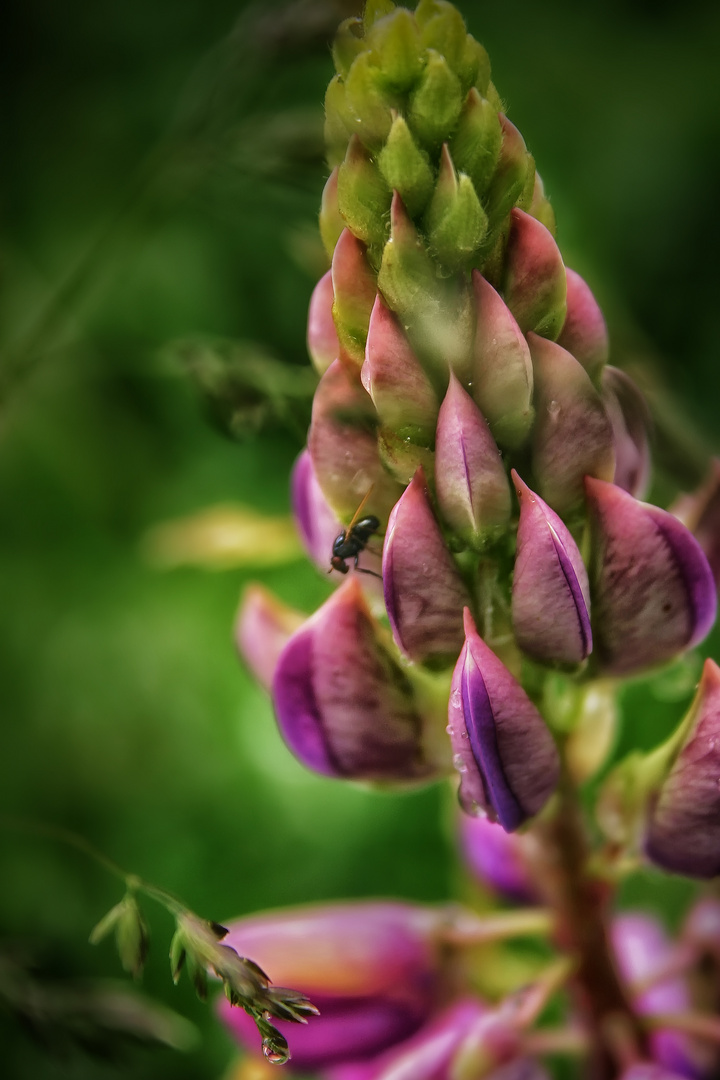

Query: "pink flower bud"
left=502, top=209, right=567, bottom=341
left=585, top=479, right=716, bottom=675
left=646, top=659, right=720, bottom=878
left=530, top=334, right=615, bottom=515
left=382, top=468, right=471, bottom=663
left=272, top=578, right=440, bottom=781
left=218, top=901, right=445, bottom=1071
left=362, top=295, right=439, bottom=441
left=435, top=374, right=511, bottom=546
left=471, top=270, right=534, bottom=450
left=601, top=366, right=652, bottom=499
left=672, top=460, right=720, bottom=590
left=511, top=472, right=592, bottom=666
left=235, top=585, right=305, bottom=693
left=308, top=269, right=340, bottom=375
left=448, top=609, right=560, bottom=831
left=556, top=268, right=609, bottom=381
left=308, top=358, right=403, bottom=523
left=459, top=812, right=539, bottom=904
left=332, top=229, right=378, bottom=365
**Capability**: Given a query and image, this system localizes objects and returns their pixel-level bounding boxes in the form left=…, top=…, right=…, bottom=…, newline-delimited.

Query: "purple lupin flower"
left=601, top=366, right=652, bottom=499
left=458, top=812, right=539, bottom=904
left=645, top=659, right=720, bottom=879
left=382, top=467, right=471, bottom=664
left=556, top=267, right=609, bottom=382
left=502, top=208, right=567, bottom=341
left=585, top=478, right=717, bottom=675
left=235, top=584, right=304, bottom=693
left=511, top=471, right=592, bottom=666
left=448, top=609, right=560, bottom=830
left=672, top=459, right=720, bottom=590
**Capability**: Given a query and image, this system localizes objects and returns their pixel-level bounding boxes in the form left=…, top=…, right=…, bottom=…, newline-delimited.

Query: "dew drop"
left=263, top=1043, right=290, bottom=1066
left=461, top=730, right=469, bottom=739
left=446, top=723, right=454, bottom=734
left=453, top=753, right=468, bottom=773
left=450, top=689, right=461, bottom=707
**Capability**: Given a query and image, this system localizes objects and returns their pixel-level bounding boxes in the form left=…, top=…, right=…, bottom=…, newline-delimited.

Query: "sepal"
left=424, top=144, right=488, bottom=271
left=337, top=135, right=391, bottom=249
left=449, top=88, right=502, bottom=196
left=556, top=268, right=609, bottom=381
left=407, top=49, right=464, bottom=151
left=307, top=269, right=339, bottom=375
left=331, top=228, right=378, bottom=365
left=378, top=114, right=434, bottom=217
left=502, top=209, right=567, bottom=341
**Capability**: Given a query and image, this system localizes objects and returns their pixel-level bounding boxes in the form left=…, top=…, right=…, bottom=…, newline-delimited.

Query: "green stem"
left=439, top=904, right=554, bottom=946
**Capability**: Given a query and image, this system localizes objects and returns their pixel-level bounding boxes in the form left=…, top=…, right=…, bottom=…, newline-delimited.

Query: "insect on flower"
left=329, top=488, right=382, bottom=578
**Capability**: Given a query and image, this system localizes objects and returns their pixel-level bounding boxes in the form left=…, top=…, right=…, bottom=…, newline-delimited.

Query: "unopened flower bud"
left=338, top=135, right=392, bottom=250
left=671, top=459, right=720, bottom=590
left=344, top=50, right=394, bottom=150
left=292, top=448, right=367, bottom=575
left=331, top=229, right=378, bottom=365
left=332, top=17, right=364, bottom=80
left=556, top=268, right=609, bottom=382
left=307, top=269, right=340, bottom=375
left=235, top=584, right=305, bottom=693
left=511, top=471, right=592, bottom=666
left=530, top=335, right=615, bottom=515
left=502, top=209, right=567, bottom=341
left=585, top=478, right=716, bottom=674
left=601, top=366, right=652, bottom=499
left=320, top=167, right=345, bottom=259
left=483, top=116, right=530, bottom=226
left=383, top=467, right=470, bottom=664
left=424, top=145, right=488, bottom=271
left=218, top=901, right=445, bottom=1071
left=407, top=49, right=463, bottom=151
left=272, top=578, right=442, bottom=781
left=471, top=270, right=534, bottom=450
left=449, top=88, right=502, bottom=196
left=527, top=171, right=556, bottom=235
left=448, top=609, right=560, bottom=831
left=435, top=374, right=511, bottom=547
left=645, top=659, right=720, bottom=878
left=367, top=8, right=423, bottom=92
left=459, top=813, right=539, bottom=904
left=378, top=115, right=434, bottom=217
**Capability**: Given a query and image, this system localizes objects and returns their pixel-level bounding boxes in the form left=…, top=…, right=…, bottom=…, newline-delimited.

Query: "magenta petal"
left=332, top=228, right=378, bottom=365
left=308, top=357, right=403, bottom=522
left=586, top=478, right=717, bottom=675
left=530, top=334, right=615, bottom=515
left=234, top=585, right=305, bottom=693
left=556, top=268, right=609, bottom=381
left=672, top=459, right=720, bottom=589
left=511, top=471, right=592, bottom=665
left=646, top=660, right=720, bottom=879
left=435, top=374, right=511, bottom=546
left=307, top=269, right=340, bottom=375
left=291, top=448, right=343, bottom=569
left=459, top=813, right=538, bottom=904
left=448, top=610, right=560, bottom=831
left=382, top=468, right=470, bottom=663
left=272, top=578, right=437, bottom=781
left=602, top=366, right=652, bottom=499
left=503, top=208, right=567, bottom=341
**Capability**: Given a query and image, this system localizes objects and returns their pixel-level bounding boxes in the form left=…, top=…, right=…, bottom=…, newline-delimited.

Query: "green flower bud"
left=324, top=75, right=355, bottom=167
left=419, top=4, right=468, bottom=80
left=332, top=228, right=378, bottom=364
left=345, top=50, right=394, bottom=150
left=319, top=167, right=344, bottom=259
left=468, top=36, right=491, bottom=97
left=483, top=115, right=531, bottom=227
left=332, top=17, right=364, bottom=79
left=338, top=134, right=391, bottom=250
left=407, top=50, right=464, bottom=151
left=367, top=8, right=423, bottom=91
left=528, top=170, right=556, bottom=234
left=378, top=114, right=434, bottom=217
left=363, top=0, right=396, bottom=31
left=424, top=144, right=488, bottom=270
left=449, top=88, right=502, bottom=196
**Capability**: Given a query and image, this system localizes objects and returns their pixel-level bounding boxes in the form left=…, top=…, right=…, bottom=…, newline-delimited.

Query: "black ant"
left=329, top=488, right=382, bottom=579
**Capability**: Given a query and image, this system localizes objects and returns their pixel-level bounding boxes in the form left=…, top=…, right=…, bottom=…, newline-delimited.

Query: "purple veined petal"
left=234, top=584, right=305, bottom=693
left=585, top=478, right=717, bottom=675
left=671, top=459, right=720, bottom=590
left=435, top=373, right=511, bottom=547
left=601, top=366, right=652, bottom=499
left=471, top=270, right=534, bottom=451
left=530, top=334, right=615, bottom=515
left=448, top=609, right=560, bottom=831
left=556, top=267, right=609, bottom=382
left=511, top=471, right=592, bottom=665
left=502, top=208, right=567, bottom=341
left=218, top=901, right=444, bottom=1072
left=612, top=914, right=708, bottom=1079
left=646, top=659, right=720, bottom=879
left=458, top=812, right=539, bottom=904
left=308, top=268, right=340, bottom=375
left=272, top=577, right=440, bottom=781
left=362, top=294, right=440, bottom=440
left=332, top=228, right=379, bottom=365
left=382, top=468, right=470, bottom=663
left=308, top=357, right=403, bottom=522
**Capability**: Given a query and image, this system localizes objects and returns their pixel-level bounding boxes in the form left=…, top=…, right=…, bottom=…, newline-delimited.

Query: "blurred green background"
left=2, top=0, right=720, bottom=1076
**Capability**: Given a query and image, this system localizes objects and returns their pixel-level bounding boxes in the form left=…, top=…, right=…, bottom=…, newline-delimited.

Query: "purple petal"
left=458, top=812, right=539, bottom=904
left=530, top=334, right=615, bottom=515
left=234, top=584, right=304, bottom=692
left=471, top=270, right=533, bottom=450
left=382, top=468, right=470, bottom=663
left=586, top=478, right=717, bottom=674
left=435, top=374, right=511, bottom=546
left=272, top=578, right=438, bottom=781
left=291, top=448, right=344, bottom=569
left=511, top=471, right=592, bottom=665
left=602, top=366, right=652, bottom=499
left=502, top=208, right=567, bottom=341
left=448, top=609, right=560, bottom=831
left=672, top=460, right=720, bottom=590
left=362, top=295, right=439, bottom=440
left=307, top=268, right=340, bottom=375
left=308, top=357, right=403, bottom=522
left=646, top=659, right=720, bottom=879
left=556, top=267, right=609, bottom=381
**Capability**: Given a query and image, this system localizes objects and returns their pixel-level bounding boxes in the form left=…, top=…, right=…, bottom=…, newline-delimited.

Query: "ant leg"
left=355, top=566, right=383, bottom=580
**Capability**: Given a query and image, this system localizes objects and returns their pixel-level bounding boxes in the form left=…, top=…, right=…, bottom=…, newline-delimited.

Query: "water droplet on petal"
left=450, top=689, right=461, bottom=707
left=453, top=753, right=468, bottom=773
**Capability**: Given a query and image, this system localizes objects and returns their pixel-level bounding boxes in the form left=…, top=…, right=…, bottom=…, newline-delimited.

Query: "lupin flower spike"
left=448, top=609, right=560, bottom=831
